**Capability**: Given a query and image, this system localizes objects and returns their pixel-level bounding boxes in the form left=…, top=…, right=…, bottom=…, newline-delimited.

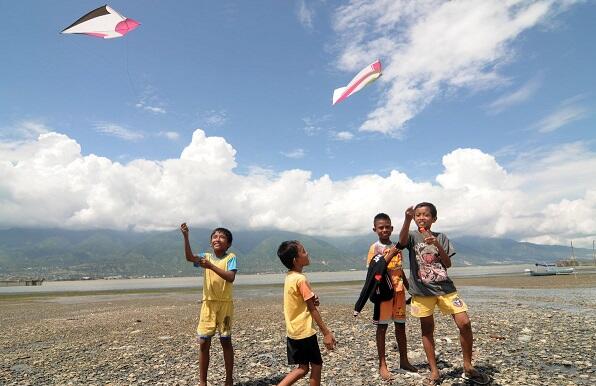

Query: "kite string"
left=124, top=38, right=138, bottom=99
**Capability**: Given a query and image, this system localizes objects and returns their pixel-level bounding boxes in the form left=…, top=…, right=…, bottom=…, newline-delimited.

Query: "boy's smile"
left=211, top=231, right=230, bottom=255
left=373, top=219, right=393, bottom=243
left=414, top=206, right=436, bottom=230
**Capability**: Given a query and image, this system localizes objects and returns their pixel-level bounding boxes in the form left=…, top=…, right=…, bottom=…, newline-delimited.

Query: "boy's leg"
left=452, top=311, right=473, bottom=372
left=278, top=364, right=309, bottom=386
left=220, top=337, right=234, bottom=386
left=309, top=363, right=322, bottom=386
left=198, top=337, right=211, bottom=386
left=394, top=322, right=417, bottom=372
left=375, top=324, right=392, bottom=380
left=420, top=315, right=440, bottom=382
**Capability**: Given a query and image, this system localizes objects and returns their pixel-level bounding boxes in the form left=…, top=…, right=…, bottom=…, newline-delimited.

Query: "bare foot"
left=400, top=362, right=418, bottom=372
left=380, top=365, right=393, bottom=380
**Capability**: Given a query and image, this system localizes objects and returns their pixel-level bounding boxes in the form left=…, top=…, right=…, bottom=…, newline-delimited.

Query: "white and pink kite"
left=332, top=59, right=382, bottom=105
left=62, top=5, right=139, bottom=39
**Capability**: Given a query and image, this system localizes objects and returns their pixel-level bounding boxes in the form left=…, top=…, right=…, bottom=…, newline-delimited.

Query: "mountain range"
left=0, top=228, right=590, bottom=280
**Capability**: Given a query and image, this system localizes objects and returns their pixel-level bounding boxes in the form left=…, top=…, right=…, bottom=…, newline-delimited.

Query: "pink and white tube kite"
left=332, top=59, right=382, bottom=105
left=62, top=5, right=140, bottom=39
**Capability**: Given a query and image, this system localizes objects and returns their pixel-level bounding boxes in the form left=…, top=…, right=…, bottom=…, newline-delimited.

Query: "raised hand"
left=180, top=223, right=189, bottom=236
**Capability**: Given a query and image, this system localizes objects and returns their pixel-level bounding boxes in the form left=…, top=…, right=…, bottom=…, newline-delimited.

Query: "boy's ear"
left=372, top=227, right=376, bottom=232
left=432, top=217, right=437, bottom=223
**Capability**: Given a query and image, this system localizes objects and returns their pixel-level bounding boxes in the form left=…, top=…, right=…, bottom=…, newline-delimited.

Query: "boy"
left=181, top=223, right=238, bottom=386
left=356, top=213, right=417, bottom=380
left=398, top=203, right=489, bottom=386
left=277, top=240, right=336, bottom=386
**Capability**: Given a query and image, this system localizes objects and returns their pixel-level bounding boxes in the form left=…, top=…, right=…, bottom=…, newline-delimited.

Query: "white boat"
left=528, top=263, right=574, bottom=276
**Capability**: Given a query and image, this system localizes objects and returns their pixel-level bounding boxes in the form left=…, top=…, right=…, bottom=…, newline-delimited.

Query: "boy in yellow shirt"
left=181, top=223, right=237, bottom=386
left=277, top=240, right=336, bottom=386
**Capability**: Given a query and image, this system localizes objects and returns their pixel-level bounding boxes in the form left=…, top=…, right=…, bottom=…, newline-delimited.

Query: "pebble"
left=1, top=285, right=594, bottom=386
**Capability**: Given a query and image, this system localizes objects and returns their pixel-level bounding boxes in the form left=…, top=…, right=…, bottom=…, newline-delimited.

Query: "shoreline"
left=0, top=271, right=593, bottom=301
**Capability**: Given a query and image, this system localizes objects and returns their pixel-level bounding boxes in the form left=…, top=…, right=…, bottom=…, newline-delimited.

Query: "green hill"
left=0, top=228, right=590, bottom=279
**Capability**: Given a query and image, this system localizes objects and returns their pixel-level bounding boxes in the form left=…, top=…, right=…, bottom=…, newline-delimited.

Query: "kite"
left=332, top=59, right=382, bottom=105
left=62, top=5, right=139, bottom=39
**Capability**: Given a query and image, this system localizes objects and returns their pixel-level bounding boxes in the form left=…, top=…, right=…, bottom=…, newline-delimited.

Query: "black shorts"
left=286, top=334, right=322, bottom=365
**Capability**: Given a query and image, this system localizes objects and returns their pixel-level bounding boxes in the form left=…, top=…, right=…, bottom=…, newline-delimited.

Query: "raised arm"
left=306, top=298, right=336, bottom=350
left=399, top=206, right=414, bottom=247
left=180, top=223, right=200, bottom=264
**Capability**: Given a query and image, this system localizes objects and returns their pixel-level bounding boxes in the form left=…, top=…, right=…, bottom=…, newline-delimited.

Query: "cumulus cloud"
left=94, top=123, right=144, bottom=141
left=0, top=129, right=595, bottom=247
left=332, top=0, right=580, bottom=135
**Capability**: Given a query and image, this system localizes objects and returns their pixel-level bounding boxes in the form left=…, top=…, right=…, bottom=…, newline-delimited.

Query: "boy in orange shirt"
left=355, top=213, right=417, bottom=379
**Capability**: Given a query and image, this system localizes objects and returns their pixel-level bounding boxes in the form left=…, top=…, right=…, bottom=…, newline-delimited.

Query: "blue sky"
left=1, top=1, right=595, bottom=247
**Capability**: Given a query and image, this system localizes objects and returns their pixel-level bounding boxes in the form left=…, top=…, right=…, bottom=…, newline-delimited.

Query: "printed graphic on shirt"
left=413, top=242, right=448, bottom=284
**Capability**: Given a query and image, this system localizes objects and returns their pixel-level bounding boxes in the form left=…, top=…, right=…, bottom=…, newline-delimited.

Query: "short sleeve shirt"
left=366, top=240, right=403, bottom=271
left=283, top=271, right=317, bottom=340
left=403, top=231, right=457, bottom=296
left=195, top=252, right=237, bottom=301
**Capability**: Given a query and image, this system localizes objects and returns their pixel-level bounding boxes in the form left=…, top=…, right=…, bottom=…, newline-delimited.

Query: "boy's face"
left=211, top=231, right=230, bottom=254
left=295, top=244, right=310, bottom=267
left=373, top=219, right=393, bottom=242
left=414, top=206, right=437, bottom=230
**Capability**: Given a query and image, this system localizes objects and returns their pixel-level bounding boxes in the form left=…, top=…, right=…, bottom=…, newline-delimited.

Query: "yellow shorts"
left=410, top=292, right=468, bottom=318
left=197, top=300, right=233, bottom=338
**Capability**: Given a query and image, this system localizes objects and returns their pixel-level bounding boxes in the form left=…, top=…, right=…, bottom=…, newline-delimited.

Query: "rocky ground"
left=1, top=277, right=595, bottom=386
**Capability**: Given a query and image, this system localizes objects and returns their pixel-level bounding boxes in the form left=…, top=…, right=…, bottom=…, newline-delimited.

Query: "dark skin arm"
left=383, top=245, right=410, bottom=289
left=306, top=297, right=336, bottom=350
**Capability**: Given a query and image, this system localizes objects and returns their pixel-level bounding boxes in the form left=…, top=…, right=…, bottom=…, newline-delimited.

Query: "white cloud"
left=158, top=131, right=180, bottom=141
left=332, top=131, right=355, bottom=141
left=94, top=123, right=144, bottom=141
left=281, top=148, right=306, bottom=159
left=533, top=97, right=590, bottom=133
left=202, top=110, right=228, bottom=127
left=301, top=115, right=332, bottom=136
left=332, top=0, right=580, bottom=135
left=487, top=76, right=542, bottom=113
left=135, top=85, right=167, bottom=114
left=0, top=120, right=50, bottom=141
left=297, top=0, right=314, bottom=30
left=0, top=129, right=595, bottom=247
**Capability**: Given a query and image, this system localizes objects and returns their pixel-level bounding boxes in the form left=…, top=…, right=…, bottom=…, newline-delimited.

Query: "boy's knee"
left=420, top=317, right=435, bottom=334
left=297, top=363, right=310, bottom=376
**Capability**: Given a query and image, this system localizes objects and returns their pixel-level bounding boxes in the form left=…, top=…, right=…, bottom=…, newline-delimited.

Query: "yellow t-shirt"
left=200, top=252, right=237, bottom=302
left=283, top=271, right=317, bottom=340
